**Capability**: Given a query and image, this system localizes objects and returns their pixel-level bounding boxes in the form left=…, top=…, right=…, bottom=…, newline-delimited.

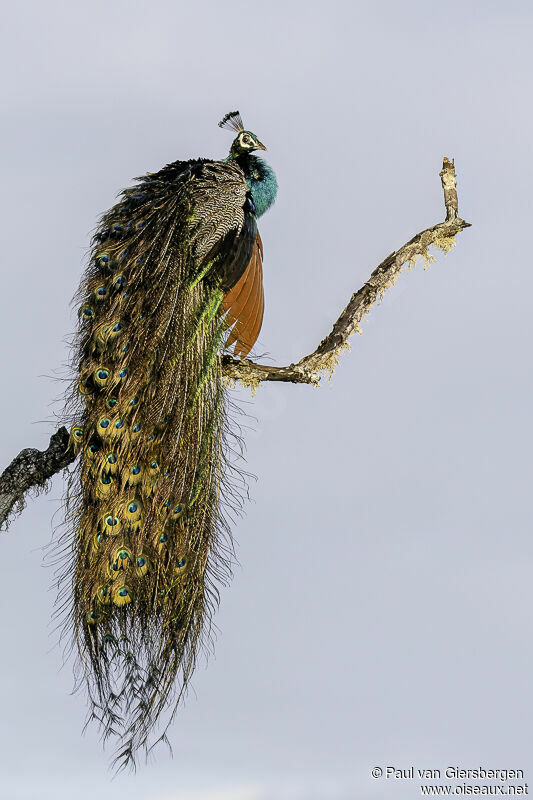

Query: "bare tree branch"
left=223, top=157, right=470, bottom=387
left=0, top=157, right=470, bottom=527
left=0, top=427, right=74, bottom=528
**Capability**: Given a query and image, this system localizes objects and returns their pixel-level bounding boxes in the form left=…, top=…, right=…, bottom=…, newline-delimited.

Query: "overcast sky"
left=1, top=1, right=532, bottom=798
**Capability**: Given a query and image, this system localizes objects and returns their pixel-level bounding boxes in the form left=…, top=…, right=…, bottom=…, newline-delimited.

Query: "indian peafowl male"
left=63, top=111, right=277, bottom=767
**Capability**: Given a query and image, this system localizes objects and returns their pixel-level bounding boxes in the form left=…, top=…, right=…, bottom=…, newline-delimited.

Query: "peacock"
left=62, top=111, right=277, bottom=767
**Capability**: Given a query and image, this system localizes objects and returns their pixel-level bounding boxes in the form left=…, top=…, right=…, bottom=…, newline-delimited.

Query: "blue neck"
left=227, top=154, right=278, bottom=218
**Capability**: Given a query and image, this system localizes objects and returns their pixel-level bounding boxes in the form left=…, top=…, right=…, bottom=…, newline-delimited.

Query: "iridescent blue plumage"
left=241, top=154, right=278, bottom=218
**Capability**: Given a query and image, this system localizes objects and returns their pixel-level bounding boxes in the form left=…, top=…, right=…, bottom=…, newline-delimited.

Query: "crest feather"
left=218, top=111, right=244, bottom=133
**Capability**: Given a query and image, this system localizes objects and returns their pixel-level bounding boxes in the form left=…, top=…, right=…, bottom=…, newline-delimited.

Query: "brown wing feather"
left=226, top=251, right=259, bottom=352
left=222, top=233, right=264, bottom=357
left=234, top=254, right=264, bottom=358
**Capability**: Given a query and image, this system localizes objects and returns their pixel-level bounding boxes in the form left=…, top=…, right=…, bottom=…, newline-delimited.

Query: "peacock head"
left=218, top=111, right=266, bottom=158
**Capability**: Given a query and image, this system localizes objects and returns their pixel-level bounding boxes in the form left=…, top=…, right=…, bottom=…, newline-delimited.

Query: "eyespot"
left=81, top=306, right=94, bottom=319
left=150, top=460, right=158, bottom=471
left=114, top=275, right=126, bottom=288
left=130, top=466, right=141, bottom=476
left=97, top=253, right=110, bottom=267
left=105, top=515, right=118, bottom=526
left=118, top=368, right=128, bottom=379
left=106, top=397, right=118, bottom=409
left=112, top=224, right=123, bottom=234
left=172, top=504, right=184, bottom=519
left=94, top=368, right=110, bottom=387
left=78, top=377, right=92, bottom=396
left=121, top=344, right=129, bottom=353
left=107, top=454, right=118, bottom=465
left=88, top=443, right=98, bottom=455
left=123, top=498, right=142, bottom=524
left=132, top=423, right=142, bottom=433
left=86, top=609, right=103, bottom=625
left=159, top=533, right=168, bottom=543
left=105, top=322, right=123, bottom=342
left=95, top=286, right=108, bottom=300
left=129, top=396, right=138, bottom=407
left=100, top=473, right=113, bottom=486
left=134, top=554, right=149, bottom=577
left=97, top=585, right=111, bottom=605
left=114, top=419, right=125, bottom=429
left=177, top=557, right=187, bottom=569
left=117, top=548, right=131, bottom=561
left=118, top=248, right=128, bottom=261
left=112, top=585, right=132, bottom=606
left=98, top=417, right=111, bottom=430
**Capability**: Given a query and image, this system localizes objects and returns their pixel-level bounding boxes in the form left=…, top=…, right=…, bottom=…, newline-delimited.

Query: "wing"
left=182, top=160, right=258, bottom=292
left=222, top=232, right=264, bottom=358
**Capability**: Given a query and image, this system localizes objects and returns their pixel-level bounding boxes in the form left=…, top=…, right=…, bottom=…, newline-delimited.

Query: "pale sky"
left=1, top=1, right=532, bottom=798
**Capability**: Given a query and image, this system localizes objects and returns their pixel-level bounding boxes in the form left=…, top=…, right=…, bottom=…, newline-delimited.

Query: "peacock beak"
left=255, top=141, right=267, bottom=151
